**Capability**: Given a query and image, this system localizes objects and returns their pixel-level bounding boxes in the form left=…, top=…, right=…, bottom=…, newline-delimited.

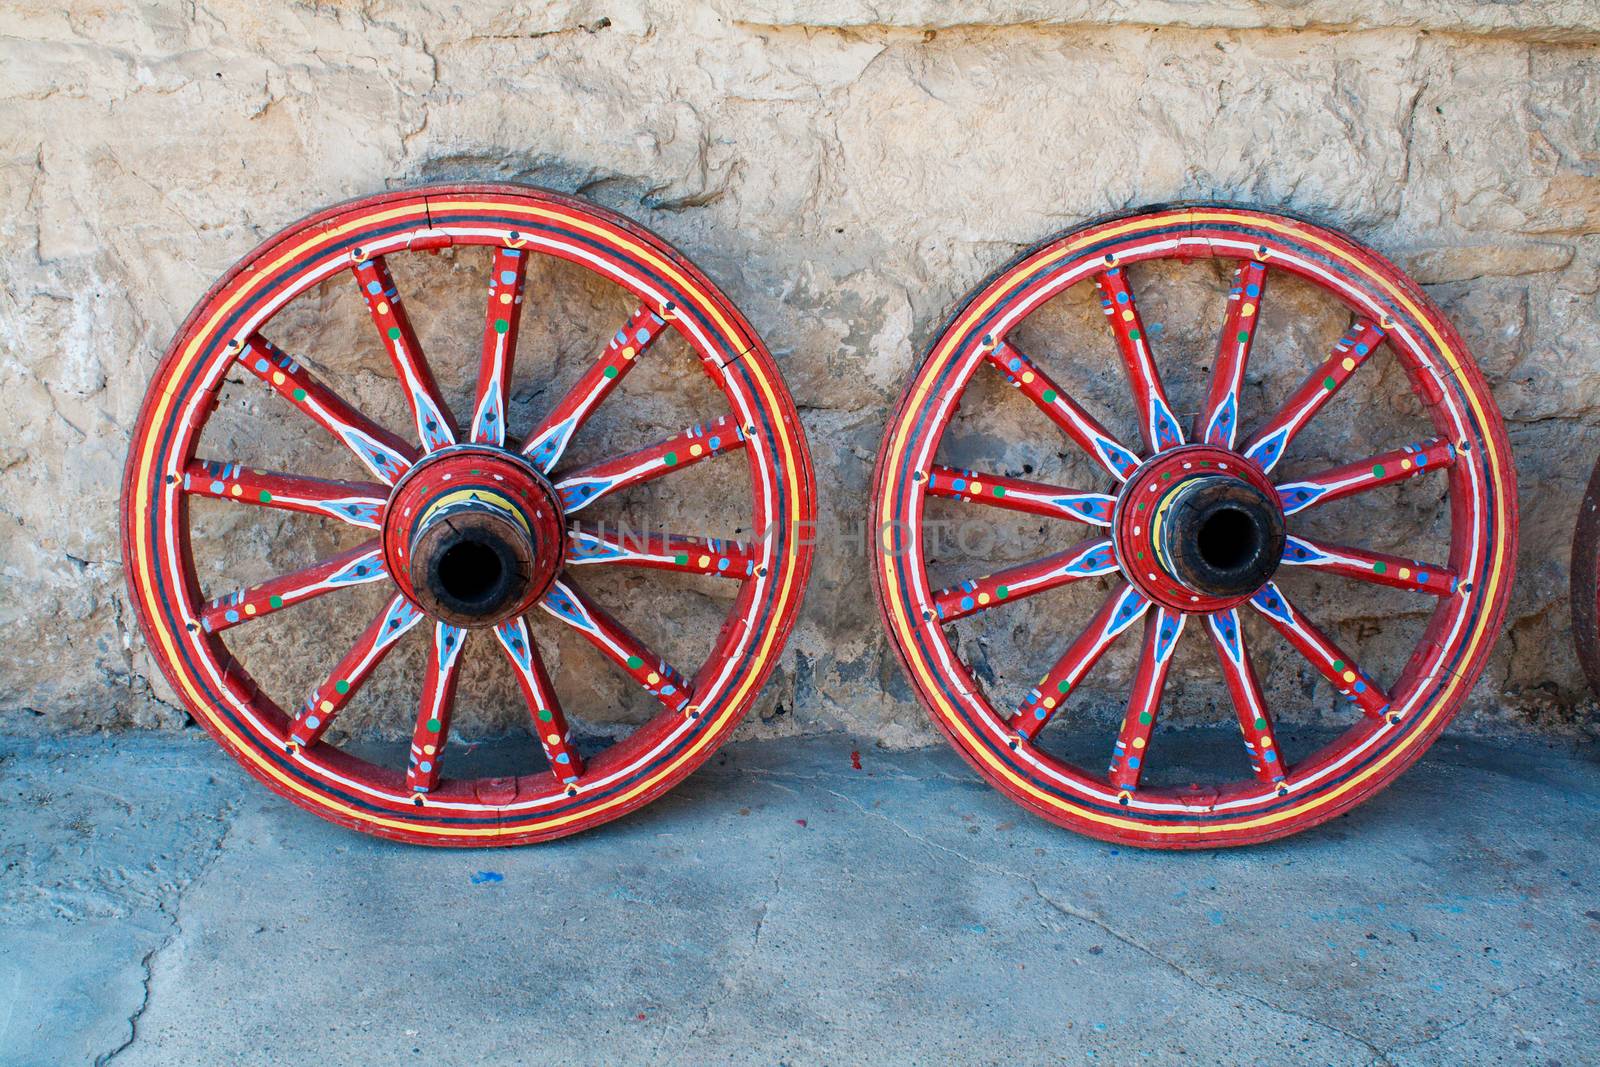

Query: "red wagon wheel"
left=1570, top=456, right=1600, bottom=698
left=872, top=205, right=1516, bottom=848
left=121, top=184, right=814, bottom=845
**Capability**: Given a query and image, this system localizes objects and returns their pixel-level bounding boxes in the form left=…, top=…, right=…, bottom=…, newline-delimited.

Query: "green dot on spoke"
left=663, top=452, right=678, bottom=466
left=993, top=486, right=1006, bottom=498
left=674, top=553, right=689, bottom=565
left=1323, top=376, right=1338, bottom=390
left=387, top=326, right=401, bottom=340
left=1138, top=711, right=1152, bottom=725
left=1332, top=659, right=1345, bottom=671
left=268, top=595, right=284, bottom=608
left=334, top=680, right=350, bottom=694
left=1236, top=330, right=1250, bottom=343
left=603, top=366, right=619, bottom=379
left=538, top=709, right=553, bottom=722
left=996, top=586, right=1009, bottom=599
left=1041, top=389, right=1057, bottom=403
left=258, top=490, right=272, bottom=503
left=1056, top=679, right=1071, bottom=694
left=493, top=319, right=509, bottom=334
left=1374, top=562, right=1387, bottom=574
left=426, top=717, right=441, bottom=732
left=292, top=387, right=308, bottom=402
left=1254, top=717, right=1268, bottom=731
left=626, top=655, right=644, bottom=669
left=1129, top=329, right=1141, bottom=341
left=1372, top=464, right=1385, bottom=478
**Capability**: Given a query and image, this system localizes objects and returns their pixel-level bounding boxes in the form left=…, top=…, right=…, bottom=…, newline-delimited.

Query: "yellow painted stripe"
left=877, top=208, right=1511, bottom=836
left=418, top=488, right=532, bottom=537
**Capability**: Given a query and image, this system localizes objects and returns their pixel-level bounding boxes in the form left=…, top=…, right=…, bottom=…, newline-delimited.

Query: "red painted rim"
left=871, top=204, right=1517, bottom=848
left=121, top=183, right=815, bottom=845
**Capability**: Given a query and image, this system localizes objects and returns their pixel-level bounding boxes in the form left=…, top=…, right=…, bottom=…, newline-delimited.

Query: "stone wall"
left=2, top=1, right=1597, bottom=746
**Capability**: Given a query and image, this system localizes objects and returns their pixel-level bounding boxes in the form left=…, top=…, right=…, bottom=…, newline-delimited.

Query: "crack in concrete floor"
left=97, top=797, right=240, bottom=1066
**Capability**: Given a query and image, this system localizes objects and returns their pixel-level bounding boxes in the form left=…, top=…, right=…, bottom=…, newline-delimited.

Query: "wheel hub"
left=384, top=446, right=566, bottom=628
left=1113, top=445, right=1286, bottom=611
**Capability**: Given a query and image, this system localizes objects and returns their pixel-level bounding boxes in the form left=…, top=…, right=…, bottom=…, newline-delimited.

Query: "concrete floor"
left=2, top=729, right=1597, bottom=1066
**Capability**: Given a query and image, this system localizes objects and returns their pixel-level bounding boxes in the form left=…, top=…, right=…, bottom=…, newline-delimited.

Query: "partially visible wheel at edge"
left=1570, top=456, right=1600, bottom=699
left=871, top=204, right=1517, bottom=848
left=121, top=183, right=815, bottom=845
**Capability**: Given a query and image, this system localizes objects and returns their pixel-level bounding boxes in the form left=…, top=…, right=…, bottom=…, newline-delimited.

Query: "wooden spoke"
left=1249, top=581, right=1391, bottom=720
left=930, top=538, right=1117, bottom=624
left=1009, top=583, right=1150, bottom=741
left=555, top=413, right=745, bottom=515
left=235, top=335, right=416, bottom=484
left=1277, top=438, right=1455, bottom=515
left=1094, top=266, right=1184, bottom=453
left=1243, top=319, right=1385, bottom=473
left=540, top=579, right=692, bottom=713
left=493, top=617, right=585, bottom=783
left=1107, top=609, right=1186, bottom=791
left=200, top=541, right=386, bottom=633
left=469, top=246, right=530, bottom=446
left=287, top=594, right=425, bottom=747
left=184, top=459, right=386, bottom=529
left=406, top=622, right=467, bottom=794
left=1196, top=260, right=1268, bottom=448
left=351, top=255, right=457, bottom=452
left=1206, top=609, right=1286, bottom=785
left=926, top=465, right=1114, bottom=526
left=985, top=340, right=1140, bottom=480
left=523, top=303, right=670, bottom=472
left=566, top=525, right=757, bottom=580
left=1280, top=535, right=1457, bottom=596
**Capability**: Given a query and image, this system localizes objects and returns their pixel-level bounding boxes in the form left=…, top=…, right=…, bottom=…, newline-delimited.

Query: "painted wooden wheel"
left=121, top=184, right=814, bottom=845
left=1570, top=456, right=1600, bottom=698
left=872, top=205, right=1516, bottom=848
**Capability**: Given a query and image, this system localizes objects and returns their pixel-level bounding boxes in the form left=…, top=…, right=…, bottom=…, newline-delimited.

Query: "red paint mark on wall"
left=850, top=750, right=862, bottom=770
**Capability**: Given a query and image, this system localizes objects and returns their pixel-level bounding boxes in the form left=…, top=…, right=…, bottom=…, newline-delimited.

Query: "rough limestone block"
left=0, top=1, right=1596, bottom=744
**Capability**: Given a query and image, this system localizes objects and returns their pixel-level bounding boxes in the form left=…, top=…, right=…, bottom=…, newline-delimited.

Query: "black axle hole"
left=1196, top=507, right=1259, bottom=574
left=436, top=538, right=506, bottom=607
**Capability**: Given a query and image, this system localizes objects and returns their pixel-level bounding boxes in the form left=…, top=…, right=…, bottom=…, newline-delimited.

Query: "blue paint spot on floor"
left=471, top=871, right=504, bottom=884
